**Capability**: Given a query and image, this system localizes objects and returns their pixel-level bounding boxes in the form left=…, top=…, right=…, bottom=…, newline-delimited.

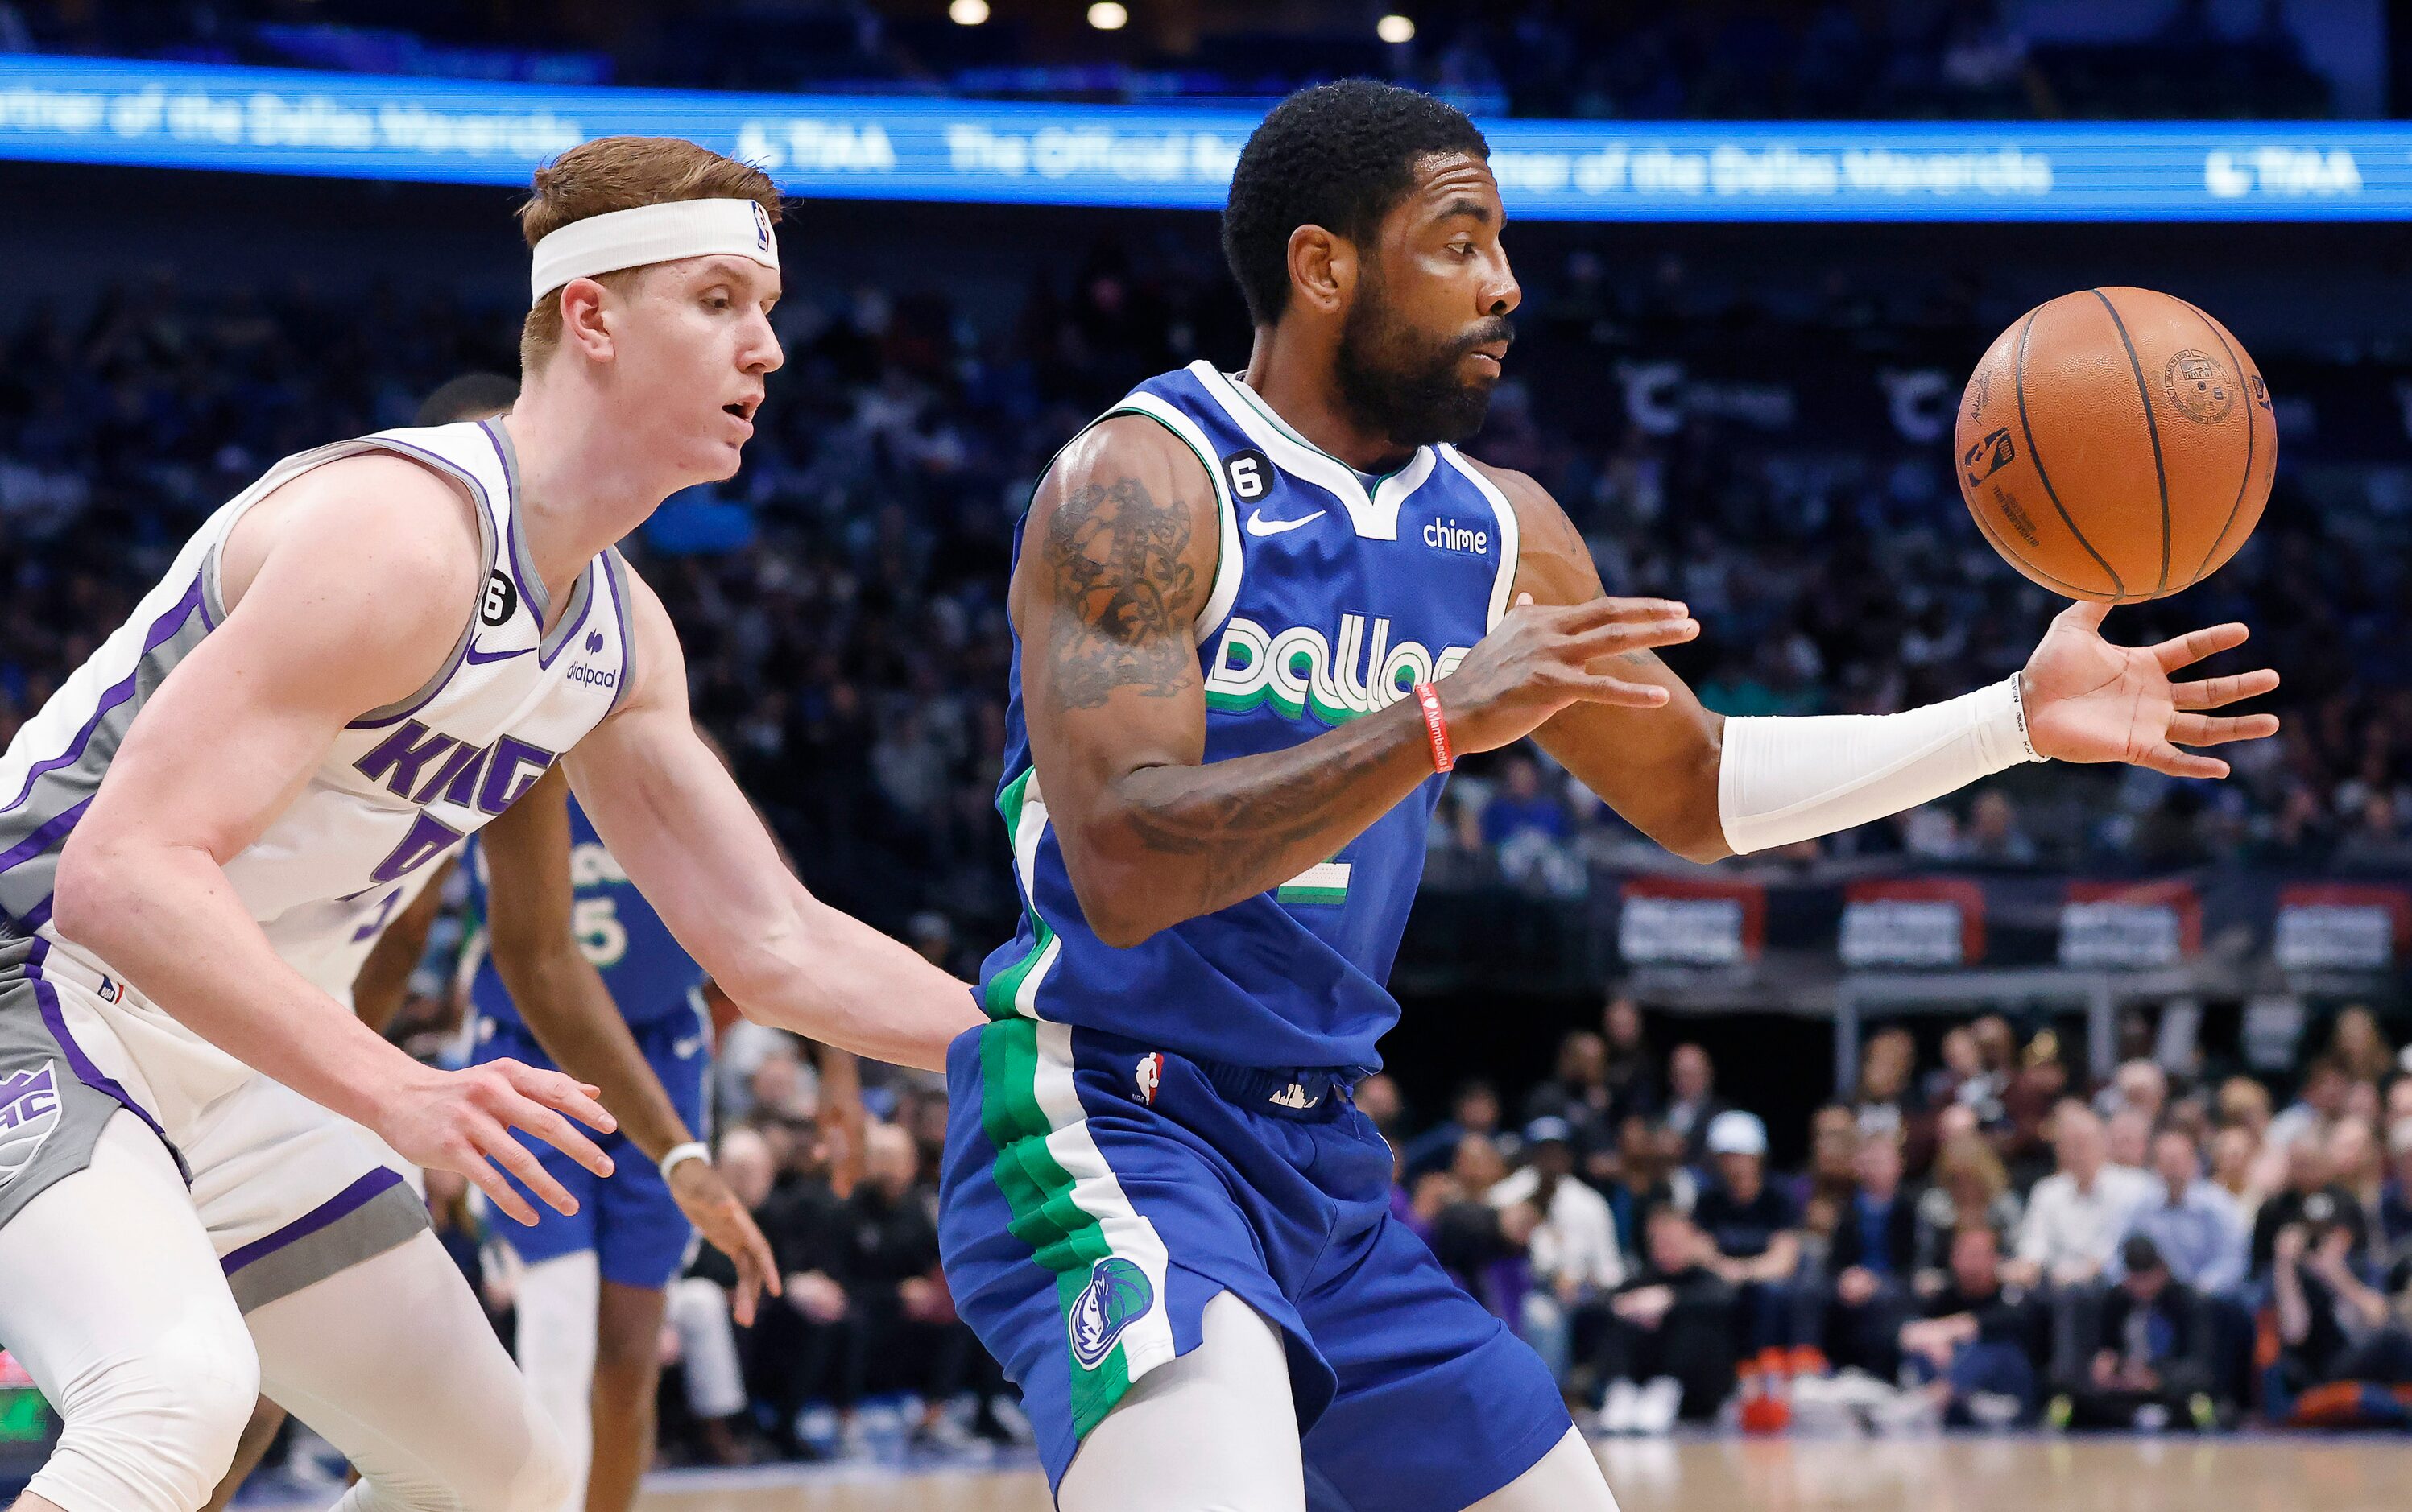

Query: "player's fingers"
left=1564, top=672, right=1674, bottom=708
left=494, top=1061, right=618, bottom=1134
left=2169, top=712, right=2281, bottom=747
left=1562, top=616, right=1698, bottom=659
left=491, top=1089, right=615, bottom=1178
left=457, top=1151, right=540, bottom=1227
left=1553, top=596, right=1690, bottom=632
left=2057, top=598, right=2113, bottom=632
left=476, top=1122, right=583, bottom=1217
left=2137, top=742, right=2230, bottom=780
left=2148, top=622, right=2249, bottom=672
left=2171, top=668, right=2280, bottom=710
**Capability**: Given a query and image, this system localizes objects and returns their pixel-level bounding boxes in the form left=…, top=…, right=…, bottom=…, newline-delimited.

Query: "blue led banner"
left=0, top=54, right=2402, bottom=220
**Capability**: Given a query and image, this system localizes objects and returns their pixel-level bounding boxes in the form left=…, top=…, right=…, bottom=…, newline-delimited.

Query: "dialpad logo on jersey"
left=569, top=628, right=618, bottom=691
left=1205, top=613, right=1473, bottom=725
left=1422, top=518, right=1489, bottom=556
left=1133, top=1052, right=1164, bottom=1106
left=1067, top=1256, right=1155, bottom=1370
left=0, top=1062, right=64, bottom=1189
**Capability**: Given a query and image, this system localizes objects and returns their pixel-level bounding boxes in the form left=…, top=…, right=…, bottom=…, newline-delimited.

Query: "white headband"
left=528, top=198, right=779, bottom=304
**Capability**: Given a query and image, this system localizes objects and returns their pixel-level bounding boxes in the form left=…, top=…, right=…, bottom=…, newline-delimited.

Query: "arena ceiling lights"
left=0, top=54, right=2399, bottom=221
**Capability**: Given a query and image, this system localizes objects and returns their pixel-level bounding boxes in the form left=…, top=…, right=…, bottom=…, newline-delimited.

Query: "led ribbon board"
left=0, top=54, right=2402, bottom=219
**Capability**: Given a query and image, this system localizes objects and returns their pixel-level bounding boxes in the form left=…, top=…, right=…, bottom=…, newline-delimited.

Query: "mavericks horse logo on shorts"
left=0, top=1061, right=64, bottom=1189
left=1068, top=1255, right=1156, bottom=1371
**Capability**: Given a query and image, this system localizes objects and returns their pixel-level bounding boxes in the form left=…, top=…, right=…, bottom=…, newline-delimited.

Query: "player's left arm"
left=482, top=763, right=779, bottom=1320
left=564, top=569, right=980, bottom=1072
left=1475, top=459, right=2282, bottom=861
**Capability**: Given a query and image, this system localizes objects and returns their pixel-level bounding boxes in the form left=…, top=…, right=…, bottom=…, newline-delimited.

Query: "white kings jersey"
left=0, top=419, right=637, bottom=1002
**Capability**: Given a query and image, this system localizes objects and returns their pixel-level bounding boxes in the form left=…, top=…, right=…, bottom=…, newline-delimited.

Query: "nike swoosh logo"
left=1245, top=507, right=1322, bottom=537
left=464, top=641, right=529, bottom=665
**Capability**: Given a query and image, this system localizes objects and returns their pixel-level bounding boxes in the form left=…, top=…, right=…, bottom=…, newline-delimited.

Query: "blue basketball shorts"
left=937, top=1018, right=1570, bottom=1512
left=476, top=994, right=711, bottom=1291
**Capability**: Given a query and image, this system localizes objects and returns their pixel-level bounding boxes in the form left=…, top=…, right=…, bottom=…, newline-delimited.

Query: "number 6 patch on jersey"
left=1223, top=448, right=1271, bottom=502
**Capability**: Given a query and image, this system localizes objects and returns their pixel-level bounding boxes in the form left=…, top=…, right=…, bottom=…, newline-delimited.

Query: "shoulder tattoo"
left=1039, top=474, right=1200, bottom=708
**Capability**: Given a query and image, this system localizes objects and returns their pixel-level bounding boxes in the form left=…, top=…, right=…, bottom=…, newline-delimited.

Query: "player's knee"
left=49, top=1318, right=259, bottom=1512
left=504, top=1407, right=581, bottom=1512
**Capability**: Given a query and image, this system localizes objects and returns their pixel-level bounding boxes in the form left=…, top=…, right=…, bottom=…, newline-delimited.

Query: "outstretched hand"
left=668, top=1157, right=783, bottom=1325
left=2021, top=601, right=2280, bottom=779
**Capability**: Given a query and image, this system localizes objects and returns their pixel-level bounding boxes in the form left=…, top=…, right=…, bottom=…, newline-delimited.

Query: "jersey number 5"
left=573, top=897, right=628, bottom=968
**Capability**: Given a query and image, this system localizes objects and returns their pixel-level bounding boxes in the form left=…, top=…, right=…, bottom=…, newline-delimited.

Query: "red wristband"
left=1412, top=681, right=1454, bottom=773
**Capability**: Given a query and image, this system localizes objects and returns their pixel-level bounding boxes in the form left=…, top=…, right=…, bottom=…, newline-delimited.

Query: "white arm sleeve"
left=1717, top=676, right=2042, bottom=856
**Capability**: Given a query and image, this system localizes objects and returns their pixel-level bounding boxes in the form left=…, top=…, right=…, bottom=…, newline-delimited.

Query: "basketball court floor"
left=610, top=1435, right=2407, bottom=1512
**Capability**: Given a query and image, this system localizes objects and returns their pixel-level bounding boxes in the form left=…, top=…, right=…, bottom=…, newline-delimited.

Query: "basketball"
left=1956, top=287, right=2277, bottom=602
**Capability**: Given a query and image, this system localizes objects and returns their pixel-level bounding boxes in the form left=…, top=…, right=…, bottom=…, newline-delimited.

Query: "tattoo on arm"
left=1121, top=733, right=1395, bottom=908
left=1041, top=475, right=1200, bottom=708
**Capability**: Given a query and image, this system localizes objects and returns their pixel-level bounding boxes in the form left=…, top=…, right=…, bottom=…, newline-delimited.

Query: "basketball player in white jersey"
left=0, top=136, right=982, bottom=1512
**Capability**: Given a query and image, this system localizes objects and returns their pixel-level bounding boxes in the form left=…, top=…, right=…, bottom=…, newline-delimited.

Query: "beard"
left=1333, top=280, right=1513, bottom=450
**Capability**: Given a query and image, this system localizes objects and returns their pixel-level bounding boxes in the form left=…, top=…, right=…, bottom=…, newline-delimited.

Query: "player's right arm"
left=50, top=456, right=615, bottom=1225
left=1018, top=417, right=1698, bottom=948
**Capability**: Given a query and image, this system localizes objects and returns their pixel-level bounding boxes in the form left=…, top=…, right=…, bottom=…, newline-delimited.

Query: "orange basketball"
left=1956, top=287, right=2275, bottom=602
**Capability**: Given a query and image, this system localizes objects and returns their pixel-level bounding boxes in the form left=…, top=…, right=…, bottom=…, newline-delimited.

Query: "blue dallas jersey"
left=976, top=360, right=1520, bottom=1073
left=465, top=795, right=705, bottom=1032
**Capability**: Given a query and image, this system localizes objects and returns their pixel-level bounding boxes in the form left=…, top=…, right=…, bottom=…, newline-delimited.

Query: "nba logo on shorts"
left=0, top=1061, right=63, bottom=1189
left=1068, top=1256, right=1155, bottom=1370
left=1133, top=1052, right=1163, bottom=1105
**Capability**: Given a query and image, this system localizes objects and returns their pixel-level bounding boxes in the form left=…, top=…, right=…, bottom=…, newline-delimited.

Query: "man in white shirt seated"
left=1491, top=1117, right=1625, bottom=1399
left=2007, top=1099, right=2154, bottom=1382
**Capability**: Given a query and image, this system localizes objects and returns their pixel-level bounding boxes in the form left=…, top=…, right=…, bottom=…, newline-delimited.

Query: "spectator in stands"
left=2269, top=1212, right=2412, bottom=1401
left=1851, top=1027, right=1923, bottom=1146
left=1599, top=1113, right=1693, bottom=1259
left=2112, top=1128, right=2248, bottom=1299
left=842, top=1122, right=982, bottom=1452
left=2268, top=1056, right=2354, bottom=1155
left=1793, top=1105, right=1863, bottom=1233
left=1491, top=1117, right=1625, bottom=1394
left=666, top=1128, right=776, bottom=1466
left=746, top=1122, right=856, bottom=1457
left=2209, top=1123, right=2264, bottom=1213
left=1599, top=1206, right=1740, bottom=1431
left=2217, top=1075, right=2274, bottom=1141
left=1693, top=1111, right=1802, bottom=1350
left=2010, top=1101, right=2155, bottom=1290
left=1813, top=1130, right=1917, bottom=1377
left=2252, top=1135, right=2368, bottom=1281
left=2096, top=1059, right=2169, bottom=1126
left=2327, top=1006, right=2396, bottom=1088
left=1899, top=1225, right=2047, bottom=1427
left=1524, top=1030, right=1615, bottom=1164
left=1600, top=994, right=1662, bottom=1125
left=1914, top=1133, right=2025, bottom=1295
left=1664, top=1043, right=1731, bottom=1164
left=1428, top=1134, right=1523, bottom=1318
left=1925, top=1025, right=1983, bottom=1111
left=2104, top=1107, right=2153, bottom=1174
left=2000, top=1035, right=2075, bottom=1179
left=1482, top=750, right=1580, bottom=893
left=1405, top=1079, right=1507, bottom=1182
left=2329, top=1117, right=2389, bottom=1256
left=2381, top=1121, right=2412, bottom=1272
left=1355, top=1072, right=1406, bottom=1144
left=2059, top=1236, right=2220, bottom=1431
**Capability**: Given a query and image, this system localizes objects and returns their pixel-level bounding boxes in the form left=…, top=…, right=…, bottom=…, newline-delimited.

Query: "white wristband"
left=659, top=1142, right=711, bottom=1179
left=1718, top=675, right=2043, bottom=857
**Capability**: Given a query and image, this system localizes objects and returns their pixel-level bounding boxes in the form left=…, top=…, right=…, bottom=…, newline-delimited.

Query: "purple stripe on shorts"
left=0, top=798, right=89, bottom=877
left=23, top=935, right=187, bottom=1179
left=221, top=1166, right=408, bottom=1277
left=1, top=576, right=207, bottom=816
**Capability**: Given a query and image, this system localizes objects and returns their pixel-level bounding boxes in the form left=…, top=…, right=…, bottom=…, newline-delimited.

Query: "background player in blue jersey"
left=937, top=81, right=2280, bottom=1512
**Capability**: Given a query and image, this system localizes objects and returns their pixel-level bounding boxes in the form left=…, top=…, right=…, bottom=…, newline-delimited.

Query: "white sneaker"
left=1966, top=1390, right=2024, bottom=1430
left=1636, top=1377, right=1684, bottom=1436
left=1600, top=1378, right=1642, bottom=1435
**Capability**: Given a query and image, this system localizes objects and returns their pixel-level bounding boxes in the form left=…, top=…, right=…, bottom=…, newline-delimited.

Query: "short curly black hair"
left=1222, top=80, right=1490, bottom=327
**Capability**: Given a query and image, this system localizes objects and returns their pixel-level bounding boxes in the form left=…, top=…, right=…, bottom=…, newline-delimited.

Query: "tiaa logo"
left=1068, top=1255, right=1156, bottom=1370
left=1204, top=613, right=1473, bottom=726
left=0, top=1061, right=64, bottom=1189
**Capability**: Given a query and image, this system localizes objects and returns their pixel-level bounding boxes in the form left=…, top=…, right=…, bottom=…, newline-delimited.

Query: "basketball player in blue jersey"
left=937, top=81, right=2280, bottom=1512
left=0, top=136, right=979, bottom=1512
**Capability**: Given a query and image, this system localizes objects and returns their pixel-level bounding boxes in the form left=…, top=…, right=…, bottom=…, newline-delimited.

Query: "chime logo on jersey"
left=0, top=1062, right=63, bottom=1189
left=1068, top=1255, right=1156, bottom=1370
left=1133, top=1052, right=1164, bottom=1106
left=1204, top=613, right=1473, bottom=725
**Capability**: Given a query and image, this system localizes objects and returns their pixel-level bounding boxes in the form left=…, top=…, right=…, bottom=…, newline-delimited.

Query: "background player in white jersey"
left=0, top=136, right=981, bottom=1512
